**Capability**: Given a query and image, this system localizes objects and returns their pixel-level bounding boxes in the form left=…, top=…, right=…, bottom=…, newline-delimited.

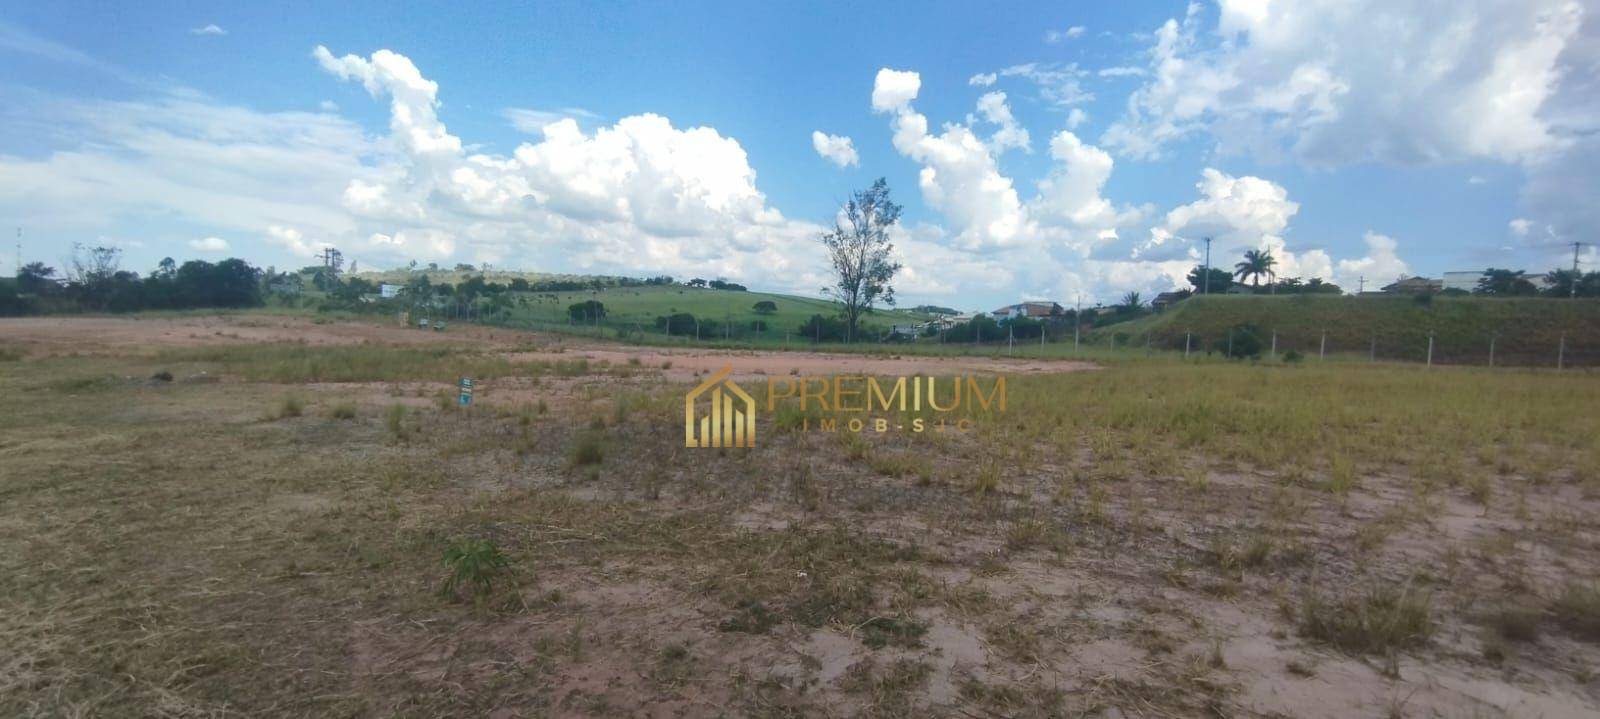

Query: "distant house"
left=1151, top=291, right=1188, bottom=312
left=1441, top=272, right=1486, bottom=293
left=990, top=301, right=1063, bottom=320
left=887, top=324, right=920, bottom=338
left=1381, top=276, right=1443, bottom=294
left=380, top=283, right=403, bottom=299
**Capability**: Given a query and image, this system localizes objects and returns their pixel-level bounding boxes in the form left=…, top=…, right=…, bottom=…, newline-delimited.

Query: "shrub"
left=797, top=314, right=848, bottom=342
left=329, top=402, right=357, bottom=420
left=278, top=395, right=304, bottom=418
left=1214, top=323, right=1265, bottom=359
left=656, top=312, right=699, bottom=336
left=567, top=299, right=606, bottom=322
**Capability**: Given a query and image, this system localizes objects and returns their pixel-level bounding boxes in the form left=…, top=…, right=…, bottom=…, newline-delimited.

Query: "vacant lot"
left=1, top=316, right=1597, bottom=717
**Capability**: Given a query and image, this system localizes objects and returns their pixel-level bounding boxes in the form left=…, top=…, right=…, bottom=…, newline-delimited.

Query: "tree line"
left=1, top=246, right=263, bottom=315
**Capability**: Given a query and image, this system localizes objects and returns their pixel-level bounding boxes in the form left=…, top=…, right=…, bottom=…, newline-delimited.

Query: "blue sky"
left=2, top=1, right=1594, bottom=309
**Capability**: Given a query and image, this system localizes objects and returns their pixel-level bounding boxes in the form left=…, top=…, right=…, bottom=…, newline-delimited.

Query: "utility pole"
left=1572, top=242, right=1584, bottom=299
left=1202, top=237, right=1212, bottom=295
left=14, top=227, right=20, bottom=278
left=1358, top=276, right=1366, bottom=294
left=1073, top=294, right=1081, bottom=353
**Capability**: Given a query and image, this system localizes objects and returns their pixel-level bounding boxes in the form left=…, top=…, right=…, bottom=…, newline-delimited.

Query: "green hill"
left=1093, top=294, right=1600, bottom=366
left=504, top=285, right=928, bottom=338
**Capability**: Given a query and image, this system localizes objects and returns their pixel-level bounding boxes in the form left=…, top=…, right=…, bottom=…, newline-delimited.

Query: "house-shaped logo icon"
left=684, top=366, right=755, bottom=448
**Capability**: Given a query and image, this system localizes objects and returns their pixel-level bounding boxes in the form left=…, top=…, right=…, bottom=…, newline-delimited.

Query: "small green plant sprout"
left=440, top=538, right=511, bottom=602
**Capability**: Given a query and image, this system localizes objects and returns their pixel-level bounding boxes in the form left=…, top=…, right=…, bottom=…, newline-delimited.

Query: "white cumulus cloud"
left=189, top=236, right=230, bottom=252
left=872, top=68, right=922, bottom=112
left=190, top=24, right=226, bottom=36
left=810, top=131, right=859, bottom=168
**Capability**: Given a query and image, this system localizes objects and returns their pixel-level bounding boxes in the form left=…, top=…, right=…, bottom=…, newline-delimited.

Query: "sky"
left=1, top=0, right=1596, bottom=310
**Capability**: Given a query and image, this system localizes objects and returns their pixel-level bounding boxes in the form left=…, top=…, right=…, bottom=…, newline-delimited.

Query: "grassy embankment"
left=1097, top=294, right=1600, bottom=365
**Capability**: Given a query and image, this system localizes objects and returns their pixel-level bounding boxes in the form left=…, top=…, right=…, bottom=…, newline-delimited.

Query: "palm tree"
left=1119, top=291, right=1142, bottom=312
left=1234, top=249, right=1277, bottom=288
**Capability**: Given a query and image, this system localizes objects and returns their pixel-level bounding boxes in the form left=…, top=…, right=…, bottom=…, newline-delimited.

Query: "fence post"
left=1558, top=333, right=1566, bottom=370
left=1319, top=330, right=1327, bottom=361
left=1008, top=325, right=1014, bottom=355
left=1074, top=321, right=1081, bottom=355
left=1184, top=331, right=1191, bottom=360
left=1488, top=334, right=1495, bottom=368
left=1370, top=333, right=1376, bottom=363
left=1227, top=328, right=1233, bottom=358
left=1426, top=333, right=1434, bottom=369
left=1270, top=331, right=1277, bottom=360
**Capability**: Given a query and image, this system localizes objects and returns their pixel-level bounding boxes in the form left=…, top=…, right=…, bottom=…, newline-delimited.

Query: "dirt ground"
left=0, top=314, right=1095, bottom=381
left=2, top=314, right=1597, bottom=718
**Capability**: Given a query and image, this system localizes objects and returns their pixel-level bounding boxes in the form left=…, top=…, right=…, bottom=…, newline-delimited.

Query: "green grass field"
left=486, top=285, right=932, bottom=341
left=1093, top=294, right=1600, bottom=365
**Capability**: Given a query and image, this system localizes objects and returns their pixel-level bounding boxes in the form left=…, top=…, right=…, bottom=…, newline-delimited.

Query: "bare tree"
left=821, top=178, right=902, bottom=342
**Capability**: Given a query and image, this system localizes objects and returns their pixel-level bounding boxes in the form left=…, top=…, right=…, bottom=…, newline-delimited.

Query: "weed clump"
left=385, top=404, right=406, bottom=438
left=278, top=395, right=304, bottom=418
left=568, top=433, right=604, bottom=467
left=1554, top=582, right=1600, bottom=641
left=1297, top=584, right=1434, bottom=654
left=329, top=402, right=357, bottom=420
left=440, top=538, right=512, bottom=602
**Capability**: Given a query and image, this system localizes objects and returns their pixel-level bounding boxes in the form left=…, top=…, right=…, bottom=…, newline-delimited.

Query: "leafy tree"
left=1303, top=277, right=1343, bottom=294
left=1119, top=291, right=1142, bottom=313
left=687, top=278, right=707, bottom=288
left=1543, top=269, right=1600, bottom=298
left=1187, top=265, right=1233, bottom=293
left=17, top=262, right=56, bottom=294
left=752, top=300, right=778, bottom=314
left=708, top=279, right=747, bottom=291
left=1234, top=249, right=1277, bottom=288
left=1475, top=268, right=1538, bottom=296
left=508, top=277, right=531, bottom=292
left=821, top=178, right=903, bottom=342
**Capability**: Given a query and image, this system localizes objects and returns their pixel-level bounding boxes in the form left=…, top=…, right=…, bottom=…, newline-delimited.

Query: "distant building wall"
left=1442, top=271, right=1484, bottom=292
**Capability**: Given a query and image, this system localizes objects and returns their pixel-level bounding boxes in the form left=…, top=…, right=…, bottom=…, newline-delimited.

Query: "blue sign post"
left=458, top=377, right=473, bottom=407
